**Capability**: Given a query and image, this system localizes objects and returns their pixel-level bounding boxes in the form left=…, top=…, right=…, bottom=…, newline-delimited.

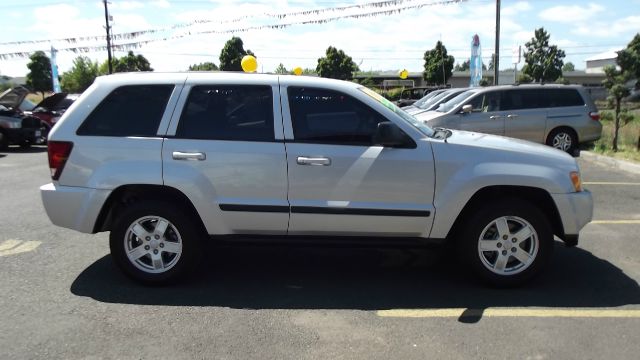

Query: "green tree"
left=616, top=33, right=640, bottom=88
left=60, top=56, right=98, bottom=93
left=113, top=51, right=153, bottom=72
left=602, top=65, right=630, bottom=152
left=422, top=41, right=455, bottom=85
left=219, top=37, right=255, bottom=71
left=488, top=55, right=495, bottom=71
left=522, top=28, right=566, bottom=83
left=517, top=73, right=533, bottom=84
left=188, top=62, right=218, bottom=71
left=562, top=62, right=575, bottom=72
left=455, top=59, right=487, bottom=72
left=316, top=46, right=359, bottom=80
left=26, top=51, right=53, bottom=97
left=274, top=63, right=289, bottom=74
left=302, top=68, right=317, bottom=75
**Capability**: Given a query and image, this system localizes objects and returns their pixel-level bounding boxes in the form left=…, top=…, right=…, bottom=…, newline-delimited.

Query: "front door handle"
left=507, top=114, right=519, bottom=119
left=172, top=151, right=206, bottom=161
left=489, top=115, right=503, bottom=119
left=297, top=156, right=331, bottom=166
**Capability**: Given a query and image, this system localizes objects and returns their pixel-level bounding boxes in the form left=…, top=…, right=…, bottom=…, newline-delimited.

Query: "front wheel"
left=458, top=199, right=553, bottom=287
left=109, top=201, right=203, bottom=285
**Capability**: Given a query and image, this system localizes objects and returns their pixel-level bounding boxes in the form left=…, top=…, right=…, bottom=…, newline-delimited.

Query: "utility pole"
left=494, top=0, right=501, bottom=85
left=103, top=0, right=113, bottom=74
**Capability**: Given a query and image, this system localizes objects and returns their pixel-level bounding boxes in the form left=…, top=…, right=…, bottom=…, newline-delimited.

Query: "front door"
left=456, top=91, right=506, bottom=136
left=281, top=85, right=435, bottom=237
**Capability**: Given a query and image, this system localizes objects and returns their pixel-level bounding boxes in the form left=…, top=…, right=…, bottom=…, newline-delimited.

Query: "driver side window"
left=464, top=92, right=501, bottom=113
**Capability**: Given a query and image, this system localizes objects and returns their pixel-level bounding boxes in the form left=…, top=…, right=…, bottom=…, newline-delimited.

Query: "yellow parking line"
left=377, top=308, right=640, bottom=318
left=0, top=240, right=41, bottom=257
left=583, top=182, right=640, bottom=185
left=591, top=220, right=640, bottom=224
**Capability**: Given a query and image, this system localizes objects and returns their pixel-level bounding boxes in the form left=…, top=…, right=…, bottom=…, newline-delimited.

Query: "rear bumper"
left=40, top=183, right=111, bottom=233
left=551, top=190, right=593, bottom=243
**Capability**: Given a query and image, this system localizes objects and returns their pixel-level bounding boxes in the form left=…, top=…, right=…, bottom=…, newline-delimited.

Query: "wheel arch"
left=93, top=184, right=207, bottom=236
left=546, top=125, right=579, bottom=144
left=447, top=185, right=565, bottom=242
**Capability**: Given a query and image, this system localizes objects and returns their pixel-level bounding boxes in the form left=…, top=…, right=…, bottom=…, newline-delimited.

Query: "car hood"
left=413, top=110, right=444, bottom=122
left=34, top=92, right=68, bottom=110
left=0, top=86, right=29, bottom=109
left=444, top=129, right=575, bottom=165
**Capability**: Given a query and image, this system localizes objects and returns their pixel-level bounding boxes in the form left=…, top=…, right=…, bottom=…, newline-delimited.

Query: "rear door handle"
left=489, top=115, right=503, bottom=119
left=172, top=151, right=206, bottom=161
left=297, top=156, right=331, bottom=166
left=507, top=114, right=519, bottom=119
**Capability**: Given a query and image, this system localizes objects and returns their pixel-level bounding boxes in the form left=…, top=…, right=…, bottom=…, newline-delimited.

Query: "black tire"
left=546, top=128, right=577, bottom=154
left=109, top=200, right=204, bottom=285
left=0, top=131, right=8, bottom=151
left=457, top=198, right=553, bottom=287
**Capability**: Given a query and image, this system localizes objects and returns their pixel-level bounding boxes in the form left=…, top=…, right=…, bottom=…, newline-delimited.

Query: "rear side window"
left=546, top=89, right=585, bottom=107
left=288, top=87, right=388, bottom=146
left=77, top=85, right=173, bottom=137
left=502, top=89, right=546, bottom=110
left=176, top=85, right=274, bottom=141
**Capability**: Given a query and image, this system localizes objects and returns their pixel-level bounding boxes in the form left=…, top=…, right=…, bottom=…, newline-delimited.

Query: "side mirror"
left=373, top=122, right=413, bottom=148
left=461, top=104, right=473, bottom=114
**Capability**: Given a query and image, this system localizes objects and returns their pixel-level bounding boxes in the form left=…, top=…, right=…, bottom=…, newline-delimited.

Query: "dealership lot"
left=1, top=147, right=639, bottom=359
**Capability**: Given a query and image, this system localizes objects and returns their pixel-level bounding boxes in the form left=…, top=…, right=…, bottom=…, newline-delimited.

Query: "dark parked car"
left=0, top=104, right=43, bottom=150
left=0, top=86, right=78, bottom=145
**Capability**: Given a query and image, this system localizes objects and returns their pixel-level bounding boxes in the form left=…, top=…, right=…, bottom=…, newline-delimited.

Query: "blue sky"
left=1, top=0, right=639, bottom=77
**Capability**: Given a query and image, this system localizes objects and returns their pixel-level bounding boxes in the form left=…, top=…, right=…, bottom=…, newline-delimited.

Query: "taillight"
left=48, top=141, right=73, bottom=181
left=589, top=111, right=600, bottom=121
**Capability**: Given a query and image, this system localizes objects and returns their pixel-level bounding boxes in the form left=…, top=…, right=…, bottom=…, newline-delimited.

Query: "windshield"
left=436, top=90, right=477, bottom=113
left=358, top=87, right=434, bottom=137
left=417, top=90, right=452, bottom=110
left=413, top=90, right=443, bottom=108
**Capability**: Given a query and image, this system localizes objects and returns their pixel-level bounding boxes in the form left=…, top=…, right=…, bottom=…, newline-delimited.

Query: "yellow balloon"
left=293, top=67, right=303, bottom=76
left=399, top=69, right=409, bottom=79
left=241, top=55, right=257, bottom=73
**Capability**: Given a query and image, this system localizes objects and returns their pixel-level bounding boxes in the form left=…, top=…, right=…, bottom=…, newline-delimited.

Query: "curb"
left=581, top=151, right=640, bottom=175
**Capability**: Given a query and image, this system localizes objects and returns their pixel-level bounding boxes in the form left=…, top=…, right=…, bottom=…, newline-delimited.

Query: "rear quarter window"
left=546, top=89, right=585, bottom=107
left=76, top=85, right=174, bottom=137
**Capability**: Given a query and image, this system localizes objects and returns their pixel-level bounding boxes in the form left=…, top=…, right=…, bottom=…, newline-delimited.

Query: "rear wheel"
left=109, top=201, right=203, bottom=285
left=457, top=199, right=553, bottom=287
left=546, top=128, right=577, bottom=154
left=0, top=131, right=8, bottom=150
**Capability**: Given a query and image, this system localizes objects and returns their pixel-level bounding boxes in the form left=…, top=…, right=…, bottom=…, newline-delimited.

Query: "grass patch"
left=590, top=113, right=640, bottom=163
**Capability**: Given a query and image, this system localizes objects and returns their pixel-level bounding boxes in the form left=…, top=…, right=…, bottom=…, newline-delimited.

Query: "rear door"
left=281, top=84, right=435, bottom=238
left=162, top=77, right=289, bottom=235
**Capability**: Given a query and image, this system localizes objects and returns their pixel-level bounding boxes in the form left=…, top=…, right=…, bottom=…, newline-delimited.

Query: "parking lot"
left=1, top=146, right=639, bottom=359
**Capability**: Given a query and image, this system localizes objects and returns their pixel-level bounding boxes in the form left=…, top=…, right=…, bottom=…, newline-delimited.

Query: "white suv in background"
left=41, top=73, right=592, bottom=287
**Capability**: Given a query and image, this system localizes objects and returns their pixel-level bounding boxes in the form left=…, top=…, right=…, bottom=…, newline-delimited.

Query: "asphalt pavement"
left=1, top=146, right=639, bottom=359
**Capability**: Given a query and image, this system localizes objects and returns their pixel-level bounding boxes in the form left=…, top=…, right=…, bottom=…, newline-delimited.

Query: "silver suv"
left=416, top=85, right=602, bottom=154
left=40, top=73, right=592, bottom=287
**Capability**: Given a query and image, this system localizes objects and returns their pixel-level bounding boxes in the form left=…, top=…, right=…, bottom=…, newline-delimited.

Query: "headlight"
left=570, top=171, right=582, bottom=192
left=6, top=121, right=22, bottom=129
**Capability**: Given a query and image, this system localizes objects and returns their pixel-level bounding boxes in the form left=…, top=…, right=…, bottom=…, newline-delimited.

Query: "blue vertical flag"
left=469, top=34, right=482, bottom=87
left=50, top=46, right=61, bottom=93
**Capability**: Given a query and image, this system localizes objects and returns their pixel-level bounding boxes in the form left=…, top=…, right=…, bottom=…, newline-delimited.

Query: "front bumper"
left=551, top=190, right=593, bottom=244
left=40, top=183, right=111, bottom=234
left=6, top=127, right=42, bottom=144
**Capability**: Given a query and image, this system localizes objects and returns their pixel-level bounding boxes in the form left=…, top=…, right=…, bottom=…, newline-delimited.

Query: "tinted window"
left=77, top=85, right=173, bottom=137
left=176, top=85, right=274, bottom=141
left=502, top=89, right=546, bottom=110
left=546, top=89, right=585, bottom=107
left=288, top=87, right=389, bottom=145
